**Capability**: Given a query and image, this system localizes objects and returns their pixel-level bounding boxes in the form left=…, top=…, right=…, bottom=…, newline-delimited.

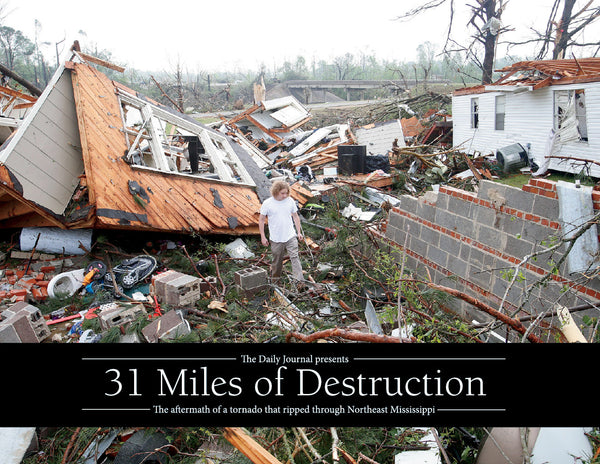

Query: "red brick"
left=0, top=291, right=7, bottom=299
left=34, top=272, right=45, bottom=281
left=15, top=270, right=25, bottom=279
left=7, top=275, right=17, bottom=285
left=31, top=287, right=48, bottom=301
left=40, top=266, right=56, bottom=273
left=5, top=269, right=14, bottom=276
left=534, top=179, right=557, bottom=190
left=36, top=280, right=50, bottom=288
left=9, top=289, right=27, bottom=297
left=18, top=278, right=37, bottom=290
left=522, top=185, right=539, bottom=195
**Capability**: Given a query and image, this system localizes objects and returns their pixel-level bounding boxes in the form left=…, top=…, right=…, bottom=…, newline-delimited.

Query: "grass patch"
left=494, top=170, right=598, bottom=189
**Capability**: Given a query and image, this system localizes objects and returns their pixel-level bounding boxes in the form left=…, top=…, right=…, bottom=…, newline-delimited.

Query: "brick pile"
left=0, top=255, right=76, bottom=307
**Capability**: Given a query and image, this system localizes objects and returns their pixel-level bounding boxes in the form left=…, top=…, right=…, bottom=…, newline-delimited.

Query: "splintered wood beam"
left=76, top=51, right=125, bottom=73
left=223, top=427, right=283, bottom=464
left=0, top=84, right=38, bottom=102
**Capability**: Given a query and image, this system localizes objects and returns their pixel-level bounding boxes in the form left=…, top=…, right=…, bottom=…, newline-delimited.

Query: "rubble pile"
left=0, top=49, right=512, bottom=348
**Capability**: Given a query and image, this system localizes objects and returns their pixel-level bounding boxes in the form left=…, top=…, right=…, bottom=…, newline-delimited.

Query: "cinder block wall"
left=382, top=179, right=600, bottom=328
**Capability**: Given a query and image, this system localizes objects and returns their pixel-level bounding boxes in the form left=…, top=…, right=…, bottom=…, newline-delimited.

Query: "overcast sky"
left=4, top=0, right=599, bottom=74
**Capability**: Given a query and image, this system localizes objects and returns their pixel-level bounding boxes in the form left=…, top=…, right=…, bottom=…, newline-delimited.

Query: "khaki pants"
left=271, top=237, right=303, bottom=283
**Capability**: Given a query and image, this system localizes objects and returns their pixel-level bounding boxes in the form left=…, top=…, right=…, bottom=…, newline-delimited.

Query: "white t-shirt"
left=260, top=196, right=298, bottom=243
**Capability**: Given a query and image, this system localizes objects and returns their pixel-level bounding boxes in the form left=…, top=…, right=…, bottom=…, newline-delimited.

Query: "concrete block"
left=419, top=225, right=440, bottom=248
left=416, top=200, right=436, bottom=223
left=435, top=209, right=458, bottom=232
left=478, top=181, right=508, bottom=203
left=506, top=187, right=536, bottom=213
left=199, top=276, right=217, bottom=293
left=142, top=310, right=190, bottom=343
left=439, top=234, right=461, bottom=255
left=435, top=192, right=449, bottom=210
left=532, top=194, right=559, bottom=219
left=459, top=242, right=471, bottom=261
left=0, top=302, right=50, bottom=343
left=521, top=221, right=555, bottom=244
left=447, top=195, right=471, bottom=217
left=496, top=212, right=525, bottom=237
left=153, top=270, right=201, bottom=307
left=477, top=224, right=506, bottom=250
left=0, top=323, right=20, bottom=342
left=454, top=216, right=476, bottom=240
left=446, top=257, right=468, bottom=279
left=388, top=210, right=404, bottom=228
left=409, top=236, right=428, bottom=258
left=505, top=235, right=535, bottom=262
left=468, top=263, right=492, bottom=289
left=98, top=304, right=146, bottom=330
left=234, top=266, right=268, bottom=290
left=399, top=195, right=418, bottom=215
left=426, top=246, right=449, bottom=269
left=468, top=247, right=488, bottom=270
left=473, top=203, right=496, bottom=225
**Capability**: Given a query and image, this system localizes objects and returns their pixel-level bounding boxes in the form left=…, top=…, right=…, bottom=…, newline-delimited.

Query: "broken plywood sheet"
left=356, top=119, right=405, bottom=156
left=0, top=64, right=84, bottom=215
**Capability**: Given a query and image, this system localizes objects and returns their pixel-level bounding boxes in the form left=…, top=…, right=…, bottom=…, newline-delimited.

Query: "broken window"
left=495, top=95, right=505, bottom=131
left=117, top=89, right=255, bottom=186
left=470, top=97, right=479, bottom=129
left=554, top=89, right=588, bottom=142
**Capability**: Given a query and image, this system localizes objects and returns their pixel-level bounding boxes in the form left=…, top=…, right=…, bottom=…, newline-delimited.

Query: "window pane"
left=471, top=98, right=479, bottom=129
left=495, top=95, right=505, bottom=131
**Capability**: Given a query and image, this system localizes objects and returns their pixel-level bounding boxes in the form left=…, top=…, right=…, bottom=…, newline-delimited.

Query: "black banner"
left=3, top=343, right=597, bottom=426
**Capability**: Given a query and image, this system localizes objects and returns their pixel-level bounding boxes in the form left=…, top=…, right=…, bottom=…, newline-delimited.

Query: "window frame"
left=470, top=97, right=479, bottom=129
left=117, top=89, right=256, bottom=186
left=553, top=89, right=588, bottom=143
left=495, top=94, right=506, bottom=131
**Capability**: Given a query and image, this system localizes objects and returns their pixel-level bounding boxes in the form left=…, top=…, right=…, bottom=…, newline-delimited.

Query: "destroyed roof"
left=0, top=57, right=269, bottom=235
left=227, top=95, right=311, bottom=146
left=454, top=57, right=600, bottom=95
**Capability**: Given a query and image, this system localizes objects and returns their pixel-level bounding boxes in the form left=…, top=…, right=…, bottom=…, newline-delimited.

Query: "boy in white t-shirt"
left=259, top=181, right=304, bottom=286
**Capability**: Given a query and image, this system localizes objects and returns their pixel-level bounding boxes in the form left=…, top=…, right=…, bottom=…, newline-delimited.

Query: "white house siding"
left=453, top=81, right=600, bottom=177
left=0, top=66, right=84, bottom=214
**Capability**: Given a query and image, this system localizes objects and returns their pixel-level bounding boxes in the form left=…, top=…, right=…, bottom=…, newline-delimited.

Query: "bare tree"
left=507, top=0, right=600, bottom=59
left=396, top=0, right=509, bottom=85
left=547, top=0, right=600, bottom=59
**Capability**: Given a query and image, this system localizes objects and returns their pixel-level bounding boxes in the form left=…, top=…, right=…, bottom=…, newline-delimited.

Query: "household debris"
left=1, top=53, right=595, bottom=350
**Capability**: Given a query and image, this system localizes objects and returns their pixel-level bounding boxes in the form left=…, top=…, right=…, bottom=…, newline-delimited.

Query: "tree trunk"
left=481, top=0, right=500, bottom=84
left=0, top=62, right=43, bottom=96
left=553, top=0, right=576, bottom=59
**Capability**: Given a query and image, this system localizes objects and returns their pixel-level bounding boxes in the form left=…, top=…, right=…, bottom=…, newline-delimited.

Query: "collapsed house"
left=0, top=54, right=271, bottom=234
left=453, top=58, right=600, bottom=176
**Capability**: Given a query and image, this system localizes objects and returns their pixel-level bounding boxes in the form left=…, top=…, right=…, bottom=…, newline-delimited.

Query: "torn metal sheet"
left=556, top=180, right=599, bottom=274
left=364, top=298, right=384, bottom=335
left=356, top=119, right=406, bottom=156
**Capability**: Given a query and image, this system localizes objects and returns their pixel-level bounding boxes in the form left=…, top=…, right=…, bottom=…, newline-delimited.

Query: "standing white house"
left=452, top=58, right=600, bottom=177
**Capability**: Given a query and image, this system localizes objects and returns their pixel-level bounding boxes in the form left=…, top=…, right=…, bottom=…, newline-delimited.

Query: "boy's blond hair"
left=270, top=180, right=290, bottom=197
